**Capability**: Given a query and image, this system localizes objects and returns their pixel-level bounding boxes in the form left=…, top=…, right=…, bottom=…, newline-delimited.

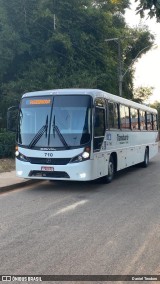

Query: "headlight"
left=70, top=147, right=90, bottom=163
left=15, top=150, right=19, bottom=157
left=15, top=151, right=29, bottom=162
left=82, top=151, right=90, bottom=159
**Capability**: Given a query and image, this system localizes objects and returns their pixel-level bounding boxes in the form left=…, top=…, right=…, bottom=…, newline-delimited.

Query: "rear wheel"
left=142, top=147, right=149, bottom=168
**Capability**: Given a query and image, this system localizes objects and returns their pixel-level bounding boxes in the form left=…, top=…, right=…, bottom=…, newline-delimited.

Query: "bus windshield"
left=17, top=95, right=92, bottom=149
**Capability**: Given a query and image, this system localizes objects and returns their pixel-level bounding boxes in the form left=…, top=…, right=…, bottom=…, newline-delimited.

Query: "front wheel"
left=102, top=156, right=115, bottom=183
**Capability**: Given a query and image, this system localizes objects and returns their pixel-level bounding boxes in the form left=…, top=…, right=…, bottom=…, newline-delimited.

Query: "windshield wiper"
left=28, top=115, right=48, bottom=149
left=52, top=116, right=70, bottom=149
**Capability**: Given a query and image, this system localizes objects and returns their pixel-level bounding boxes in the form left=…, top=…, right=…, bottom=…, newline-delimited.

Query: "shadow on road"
left=26, top=159, right=156, bottom=195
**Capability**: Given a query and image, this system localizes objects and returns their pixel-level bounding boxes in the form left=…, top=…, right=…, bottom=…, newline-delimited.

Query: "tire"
left=142, top=148, right=149, bottom=168
left=102, top=155, right=115, bottom=183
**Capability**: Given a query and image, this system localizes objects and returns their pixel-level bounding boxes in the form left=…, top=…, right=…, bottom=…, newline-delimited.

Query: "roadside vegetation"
left=136, top=0, right=160, bottom=21
left=0, top=129, right=15, bottom=172
left=0, top=158, right=15, bottom=173
left=0, top=129, right=15, bottom=158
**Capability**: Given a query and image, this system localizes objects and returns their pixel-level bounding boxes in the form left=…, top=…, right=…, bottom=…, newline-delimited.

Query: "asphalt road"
left=0, top=153, right=160, bottom=282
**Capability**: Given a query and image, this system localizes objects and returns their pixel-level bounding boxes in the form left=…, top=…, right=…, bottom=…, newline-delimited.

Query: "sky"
left=125, top=0, right=160, bottom=103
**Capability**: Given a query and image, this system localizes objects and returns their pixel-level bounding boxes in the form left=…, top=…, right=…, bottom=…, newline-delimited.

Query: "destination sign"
left=29, top=99, right=51, bottom=105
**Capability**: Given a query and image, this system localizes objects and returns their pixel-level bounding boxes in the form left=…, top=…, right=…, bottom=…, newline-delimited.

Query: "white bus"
left=14, top=89, right=158, bottom=183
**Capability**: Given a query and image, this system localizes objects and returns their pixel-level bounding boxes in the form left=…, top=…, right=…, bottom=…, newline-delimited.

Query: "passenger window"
left=153, top=114, right=158, bottom=130
left=147, top=113, right=153, bottom=130
left=108, top=102, right=119, bottom=129
left=130, top=108, right=139, bottom=130
left=139, top=110, right=147, bottom=130
left=120, top=105, right=130, bottom=129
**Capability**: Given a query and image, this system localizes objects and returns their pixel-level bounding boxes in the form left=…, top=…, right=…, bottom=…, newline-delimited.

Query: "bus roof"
left=22, top=88, right=157, bottom=114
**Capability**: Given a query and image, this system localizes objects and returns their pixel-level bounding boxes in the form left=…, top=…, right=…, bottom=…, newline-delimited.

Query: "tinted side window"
left=139, top=110, right=147, bottom=130
left=130, top=108, right=139, bottom=130
left=94, top=106, right=105, bottom=151
left=94, top=108, right=105, bottom=137
left=153, top=114, right=158, bottom=130
left=147, top=113, right=153, bottom=130
left=120, top=105, right=130, bottom=129
left=108, top=102, right=119, bottom=129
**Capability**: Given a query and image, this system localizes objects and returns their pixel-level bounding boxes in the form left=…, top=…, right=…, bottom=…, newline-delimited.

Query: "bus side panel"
left=116, top=148, right=127, bottom=171
left=148, top=142, right=158, bottom=159
left=93, top=152, right=108, bottom=179
left=104, top=130, right=158, bottom=172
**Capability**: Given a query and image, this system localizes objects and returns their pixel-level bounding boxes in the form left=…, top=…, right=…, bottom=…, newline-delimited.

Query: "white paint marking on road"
left=54, top=200, right=88, bottom=216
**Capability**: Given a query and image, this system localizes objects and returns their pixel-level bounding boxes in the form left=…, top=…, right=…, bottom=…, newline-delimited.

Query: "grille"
left=29, top=170, right=70, bottom=179
left=28, top=157, right=71, bottom=165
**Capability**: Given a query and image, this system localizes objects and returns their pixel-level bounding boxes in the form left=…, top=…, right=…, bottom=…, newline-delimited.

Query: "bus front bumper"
left=16, top=159, right=94, bottom=181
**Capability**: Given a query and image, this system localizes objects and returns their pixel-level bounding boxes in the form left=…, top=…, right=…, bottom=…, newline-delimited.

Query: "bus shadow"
left=30, top=179, right=101, bottom=194
left=114, top=161, right=154, bottom=181
left=28, top=161, right=155, bottom=194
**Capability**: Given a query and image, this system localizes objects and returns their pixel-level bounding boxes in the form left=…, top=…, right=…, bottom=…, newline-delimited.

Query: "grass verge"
left=0, top=158, right=15, bottom=173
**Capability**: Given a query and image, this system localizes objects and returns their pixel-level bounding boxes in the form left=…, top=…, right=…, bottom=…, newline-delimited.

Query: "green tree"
left=135, top=0, right=160, bottom=21
left=151, top=101, right=160, bottom=130
left=133, top=86, right=154, bottom=103
left=0, top=0, right=155, bottom=128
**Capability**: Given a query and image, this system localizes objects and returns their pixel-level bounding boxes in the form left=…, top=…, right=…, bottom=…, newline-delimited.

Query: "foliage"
left=133, top=86, right=154, bottom=103
left=0, top=0, right=155, bottom=131
left=151, top=101, right=160, bottom=130
left=0, top=129, right=16, bottom=158
left=135, top=0, right=160, bottom=22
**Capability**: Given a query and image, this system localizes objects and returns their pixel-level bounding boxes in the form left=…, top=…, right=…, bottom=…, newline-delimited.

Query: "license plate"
left=41, top=166, right=54, bottom=171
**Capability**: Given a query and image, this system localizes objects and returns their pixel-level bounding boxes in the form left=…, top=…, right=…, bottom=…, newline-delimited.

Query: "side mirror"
left=7, top=106, right=19, bottom=132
